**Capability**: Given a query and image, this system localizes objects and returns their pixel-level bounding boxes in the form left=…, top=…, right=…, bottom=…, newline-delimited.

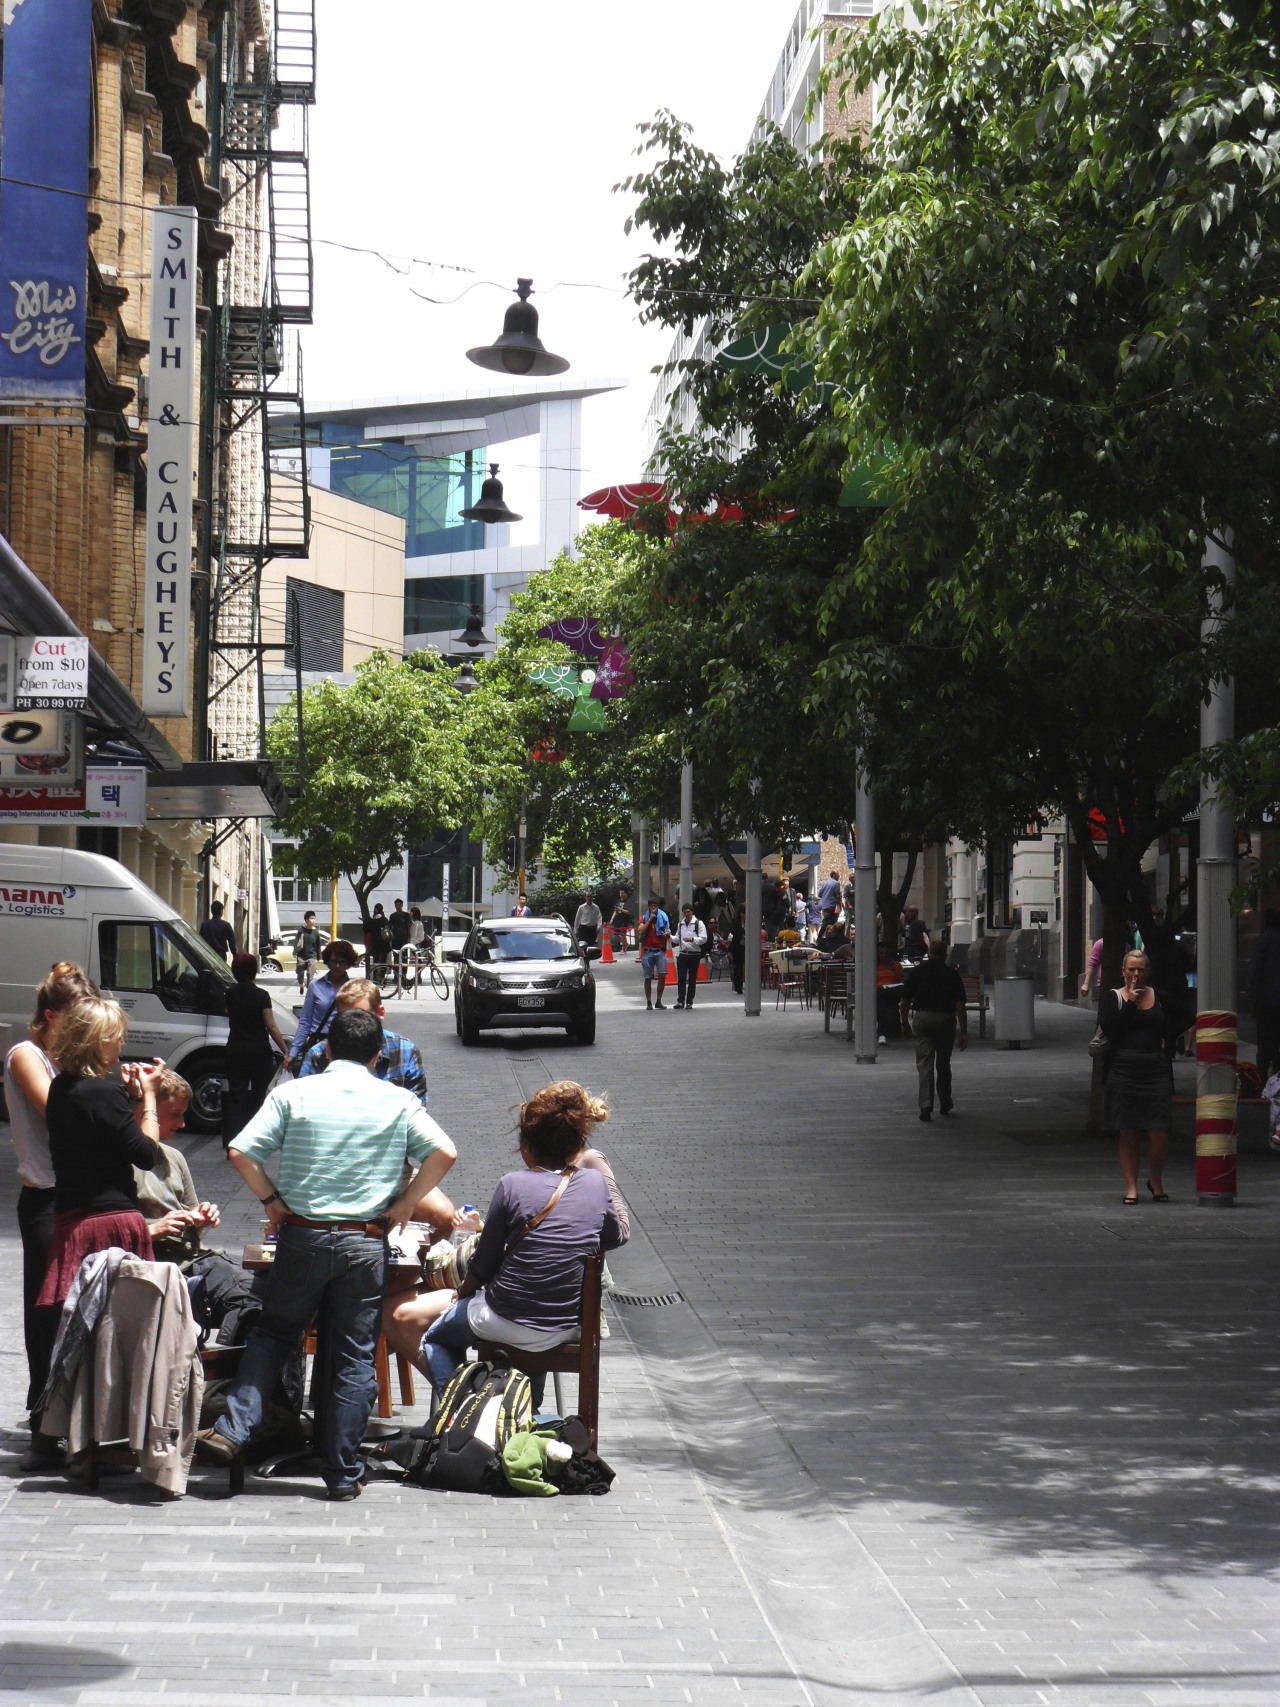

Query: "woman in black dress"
left=1099, top=950, right=1193, bottom=1204
left=222, top=953, right=287, bottom=1147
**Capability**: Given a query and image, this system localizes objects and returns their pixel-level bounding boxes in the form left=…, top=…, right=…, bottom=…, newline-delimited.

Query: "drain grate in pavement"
left=611, top=1292, right=685, bottom=1307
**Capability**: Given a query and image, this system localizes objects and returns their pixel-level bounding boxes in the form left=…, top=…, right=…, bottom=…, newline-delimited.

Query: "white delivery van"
left=0, top=846, right=296, bottom=1133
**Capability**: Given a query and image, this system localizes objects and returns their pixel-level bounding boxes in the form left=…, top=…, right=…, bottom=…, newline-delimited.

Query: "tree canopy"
left=265, top=652, right=474, bottom=924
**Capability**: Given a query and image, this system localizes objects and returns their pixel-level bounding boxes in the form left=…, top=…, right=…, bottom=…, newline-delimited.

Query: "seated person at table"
left=131, top=1068, right=271, bottom=1350
left=876, top=942, right=905, bottom=1040
left=816, top=919, right=848, bottom=956
left=387, top=1082, right=626, bottom=1402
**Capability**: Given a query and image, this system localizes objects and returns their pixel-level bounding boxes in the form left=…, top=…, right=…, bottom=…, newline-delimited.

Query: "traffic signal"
left=504, top=835, right=517, bottom=871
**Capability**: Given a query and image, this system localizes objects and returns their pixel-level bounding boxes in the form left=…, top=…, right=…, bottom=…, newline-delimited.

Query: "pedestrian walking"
left=284, top=937, right=361, bottom=1071
left=1098, top=950, right=1193, bottom=1204
left=574, top=889, right=603, bottom=949
left=672, top=903, right=707, bottom=1009
left=900, top=905, right=930, bottom=960
left=222, top=952, right=288, bottom=1148
left=515, top=894, right=532, bottom=918
left=199, top=899, right=236, bottom=962
left=729, top=903, right=746, bottom=994
left=818, top=868, right=843, bottom=923
left=639, top=896, right=671, bottom=1009
left=1249, top=909, right=1280, bottom=1080
left=293, top=909, right=323, bottom=993
left=899, top=941, right=969, bottom=1121
left=196, top=1007, right=457, bottom=1498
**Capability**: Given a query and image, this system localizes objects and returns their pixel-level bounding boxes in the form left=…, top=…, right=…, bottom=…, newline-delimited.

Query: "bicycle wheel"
left=428, top=963, right=450, bottom=1000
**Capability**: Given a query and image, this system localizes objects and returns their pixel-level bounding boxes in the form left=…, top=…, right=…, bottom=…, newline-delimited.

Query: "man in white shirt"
left=672, top=902, right=708, bottom=1010
left=573, top=889, right=603, bottom=949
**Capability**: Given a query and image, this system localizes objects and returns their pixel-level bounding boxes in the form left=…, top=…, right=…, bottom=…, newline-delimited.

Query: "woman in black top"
left=37, top=996, right=162, bottom=1307
left=222, top=953, right=287, bottom=1148
left=1099, top=950, right=1194, bottom=1204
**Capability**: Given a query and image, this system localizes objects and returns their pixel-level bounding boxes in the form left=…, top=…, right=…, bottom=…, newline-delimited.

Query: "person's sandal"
left=1122, top=1194, right=1140, bottom=1206
left=1145, top=1181, right=1169, bottom=1202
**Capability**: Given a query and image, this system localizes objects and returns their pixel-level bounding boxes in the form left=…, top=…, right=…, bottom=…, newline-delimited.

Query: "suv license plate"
left=517, top=995, right=545, bottom=1009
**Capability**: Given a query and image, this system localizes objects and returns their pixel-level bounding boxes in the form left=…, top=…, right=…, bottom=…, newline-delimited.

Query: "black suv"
left=452, top=915, right=599, bottom=1045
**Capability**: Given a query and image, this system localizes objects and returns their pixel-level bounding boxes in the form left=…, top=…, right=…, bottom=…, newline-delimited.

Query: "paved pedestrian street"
left=3, top=964, right=1279, bottom=1705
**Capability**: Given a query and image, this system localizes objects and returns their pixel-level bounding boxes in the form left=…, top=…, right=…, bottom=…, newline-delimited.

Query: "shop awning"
left=0, top=531, right=183, bottom=770
left=146, top=759, right=289, bottom=821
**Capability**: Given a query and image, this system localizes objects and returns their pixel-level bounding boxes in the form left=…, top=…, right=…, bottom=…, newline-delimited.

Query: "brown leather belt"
left=282, top=1212, right=389, bottom=1238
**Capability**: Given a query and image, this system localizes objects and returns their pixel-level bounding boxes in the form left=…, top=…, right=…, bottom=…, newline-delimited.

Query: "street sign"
left=0, top=762, right=145, bottom=824
left=13, top=634, right=89, bottom=708
left=441, top=865, right=450, bottom=925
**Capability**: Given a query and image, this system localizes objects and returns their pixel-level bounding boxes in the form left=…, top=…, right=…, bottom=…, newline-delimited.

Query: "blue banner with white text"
left=0, top=0, right=92, bottom=402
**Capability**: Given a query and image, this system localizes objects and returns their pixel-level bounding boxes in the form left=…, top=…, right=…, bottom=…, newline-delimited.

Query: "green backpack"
left=408, top=1360, right=533, bottom=1494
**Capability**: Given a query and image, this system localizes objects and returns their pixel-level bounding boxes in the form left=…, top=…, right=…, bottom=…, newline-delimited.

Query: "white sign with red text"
left=13, top=634, right=89, bottom=708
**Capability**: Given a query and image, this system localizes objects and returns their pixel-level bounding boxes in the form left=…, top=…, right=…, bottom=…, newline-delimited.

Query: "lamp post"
left=854, top=762, right=878, bottom=1062
left=745, top=778, right=763, bottom=1016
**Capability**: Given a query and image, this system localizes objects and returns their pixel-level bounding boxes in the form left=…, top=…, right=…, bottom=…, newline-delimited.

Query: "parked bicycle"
left=383, top=943, right=449, bottom=1000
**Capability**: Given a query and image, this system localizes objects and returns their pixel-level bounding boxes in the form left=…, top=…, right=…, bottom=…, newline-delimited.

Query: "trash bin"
left=993, top=976, right=1035, bottom=1048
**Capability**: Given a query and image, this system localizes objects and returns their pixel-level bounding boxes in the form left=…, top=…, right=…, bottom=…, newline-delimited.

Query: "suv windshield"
left=473, top=928, right=578, bottom=964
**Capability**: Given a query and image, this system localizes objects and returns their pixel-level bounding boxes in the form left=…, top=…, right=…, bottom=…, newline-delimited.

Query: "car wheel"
left=571, top=1009, right=596, bottom=1046
left=264, top=957, right=284, bottom=974
left=183, top=1052, right=226, bottom=1134
left=454, top=1000, right=462, bottom=1036
left=460, top=1006, right=480, bottom=1047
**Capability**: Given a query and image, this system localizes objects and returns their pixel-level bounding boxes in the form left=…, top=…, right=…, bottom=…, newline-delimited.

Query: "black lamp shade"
left=466, top=278, right=569, bottom=378
left=460, top=463, right=522, bottom=526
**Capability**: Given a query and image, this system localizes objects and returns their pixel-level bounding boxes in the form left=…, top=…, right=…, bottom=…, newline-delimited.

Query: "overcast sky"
left=305, top=0, right=804, bottom=531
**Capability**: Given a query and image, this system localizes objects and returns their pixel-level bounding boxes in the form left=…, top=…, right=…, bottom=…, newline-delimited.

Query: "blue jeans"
left=216, top=1223, right=386, bottom=1491
left=422, top=1297, right=548, bottom=1410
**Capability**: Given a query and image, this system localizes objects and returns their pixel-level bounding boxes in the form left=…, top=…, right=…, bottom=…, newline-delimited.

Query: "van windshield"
left=167, top=916, right=235, bottom=986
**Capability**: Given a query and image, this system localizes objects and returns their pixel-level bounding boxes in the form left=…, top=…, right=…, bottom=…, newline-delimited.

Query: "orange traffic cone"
left=666, top=947, right=677, bottom=981
left=600, top=933, right=614, bottom=965
left=696, top=954, right=710, bottom=983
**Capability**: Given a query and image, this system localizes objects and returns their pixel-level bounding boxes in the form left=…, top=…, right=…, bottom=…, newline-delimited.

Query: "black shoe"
left=327, top=1480, right=364, bottom=1502
left=674, top=1001, right=684, bottom=1008
left=20, top=1437, right=66, bottom=1472
left=940, top=1100, right=954, bottom=1115
left=919, top=1109, right=932, bottom=1122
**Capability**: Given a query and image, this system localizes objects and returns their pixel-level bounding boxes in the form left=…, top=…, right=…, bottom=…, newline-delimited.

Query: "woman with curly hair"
left=5, top=961, right=98, bottom=1463
left=36, top=996, right=163, bottom=1310
left=408, top=1081, right=627, bottom=1401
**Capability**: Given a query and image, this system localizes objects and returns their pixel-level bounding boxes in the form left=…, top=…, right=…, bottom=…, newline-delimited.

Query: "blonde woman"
left=36, top=996, right=163, bottom=1308
left=409, top=1081, right=626, bottom=1401
left=5, top=962, right=98, bottom=1463
left=1098, top=950, right=1194, bottom=1204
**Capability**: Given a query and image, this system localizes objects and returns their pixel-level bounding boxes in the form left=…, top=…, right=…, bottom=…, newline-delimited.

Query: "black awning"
left=146, top=759, right=288, bottom=821
left=0, top=531, right=183, bottom=771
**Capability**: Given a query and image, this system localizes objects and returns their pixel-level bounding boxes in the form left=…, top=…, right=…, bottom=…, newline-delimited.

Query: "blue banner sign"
left=0, top=0, right=92, bottom=403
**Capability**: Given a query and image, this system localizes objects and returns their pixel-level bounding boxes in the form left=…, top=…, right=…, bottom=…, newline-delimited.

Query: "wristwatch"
left=261, top=1191, right=281, bottom=1207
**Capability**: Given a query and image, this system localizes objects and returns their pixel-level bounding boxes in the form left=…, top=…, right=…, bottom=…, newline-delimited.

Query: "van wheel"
left=184, top=1054, right=226, bottom=1135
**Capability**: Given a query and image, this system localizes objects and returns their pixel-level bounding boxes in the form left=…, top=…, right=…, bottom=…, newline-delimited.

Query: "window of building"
left=272, top=840, right=330, bottom=906
left=285, top=578, right=344, bottom=672
left=404, top=574, right=486, bottom=638
left=307, top=428, right=489, bottom=559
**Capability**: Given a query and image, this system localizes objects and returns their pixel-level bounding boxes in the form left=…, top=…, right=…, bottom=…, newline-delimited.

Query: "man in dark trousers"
left=900, top=941, right=969, bottom=1121
left=198, top=1008, right=457, bottom=1498
left=199, top=899, right=236, bottom=961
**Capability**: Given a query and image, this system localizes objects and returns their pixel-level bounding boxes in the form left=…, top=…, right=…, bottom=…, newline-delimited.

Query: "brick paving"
left=3, top=962, right=1279, bottom=1704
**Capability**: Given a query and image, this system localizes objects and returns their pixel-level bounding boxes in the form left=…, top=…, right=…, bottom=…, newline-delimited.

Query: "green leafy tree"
left=801, top=0, right=1280, bottom=980
left=265, top=652, right=473, bottom=929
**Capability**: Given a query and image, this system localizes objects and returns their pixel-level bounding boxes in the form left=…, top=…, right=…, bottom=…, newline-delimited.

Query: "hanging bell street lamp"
left=460, top=463, right=522, bottom=526
left=466, top=278, right=569, bottom=378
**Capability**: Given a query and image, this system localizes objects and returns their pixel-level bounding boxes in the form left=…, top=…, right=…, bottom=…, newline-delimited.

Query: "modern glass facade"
left=304, top=423, right=488, bottom=559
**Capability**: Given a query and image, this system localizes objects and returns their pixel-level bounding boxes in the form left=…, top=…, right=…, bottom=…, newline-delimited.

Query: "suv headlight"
left=560, top=970, right=587, bottom=990
left=466, top=970, right=501, bottom=991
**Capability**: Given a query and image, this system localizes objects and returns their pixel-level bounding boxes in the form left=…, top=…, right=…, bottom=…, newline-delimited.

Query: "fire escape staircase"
left=209, top=0, right=315, bottom=736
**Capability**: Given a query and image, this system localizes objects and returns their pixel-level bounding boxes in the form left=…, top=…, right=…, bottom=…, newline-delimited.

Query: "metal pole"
left=855, top=760, right=878, bottom=1061
left=1196, top=528, right=1237, bottom=1206
left=745, top=830, right=762, bottom=1016
left=516, top=793, right=527, bottom=900
left=679, top=756, right=694, bottom=911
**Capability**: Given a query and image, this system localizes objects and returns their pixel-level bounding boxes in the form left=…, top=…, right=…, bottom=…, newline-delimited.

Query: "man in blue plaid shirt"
left=298, top=979, right=427, bottom=1105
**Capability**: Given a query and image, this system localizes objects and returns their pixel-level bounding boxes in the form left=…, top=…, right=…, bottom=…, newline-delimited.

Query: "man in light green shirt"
left=199, top=1008, right=456, bottom=1498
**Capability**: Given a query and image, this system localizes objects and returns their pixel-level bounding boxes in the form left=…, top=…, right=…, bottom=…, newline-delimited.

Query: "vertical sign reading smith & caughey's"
left=143, top=207, right=198, bottom=716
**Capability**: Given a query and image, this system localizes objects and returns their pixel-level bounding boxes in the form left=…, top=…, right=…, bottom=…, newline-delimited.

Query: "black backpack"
left=401, top=1360, right=533, bottom=1494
